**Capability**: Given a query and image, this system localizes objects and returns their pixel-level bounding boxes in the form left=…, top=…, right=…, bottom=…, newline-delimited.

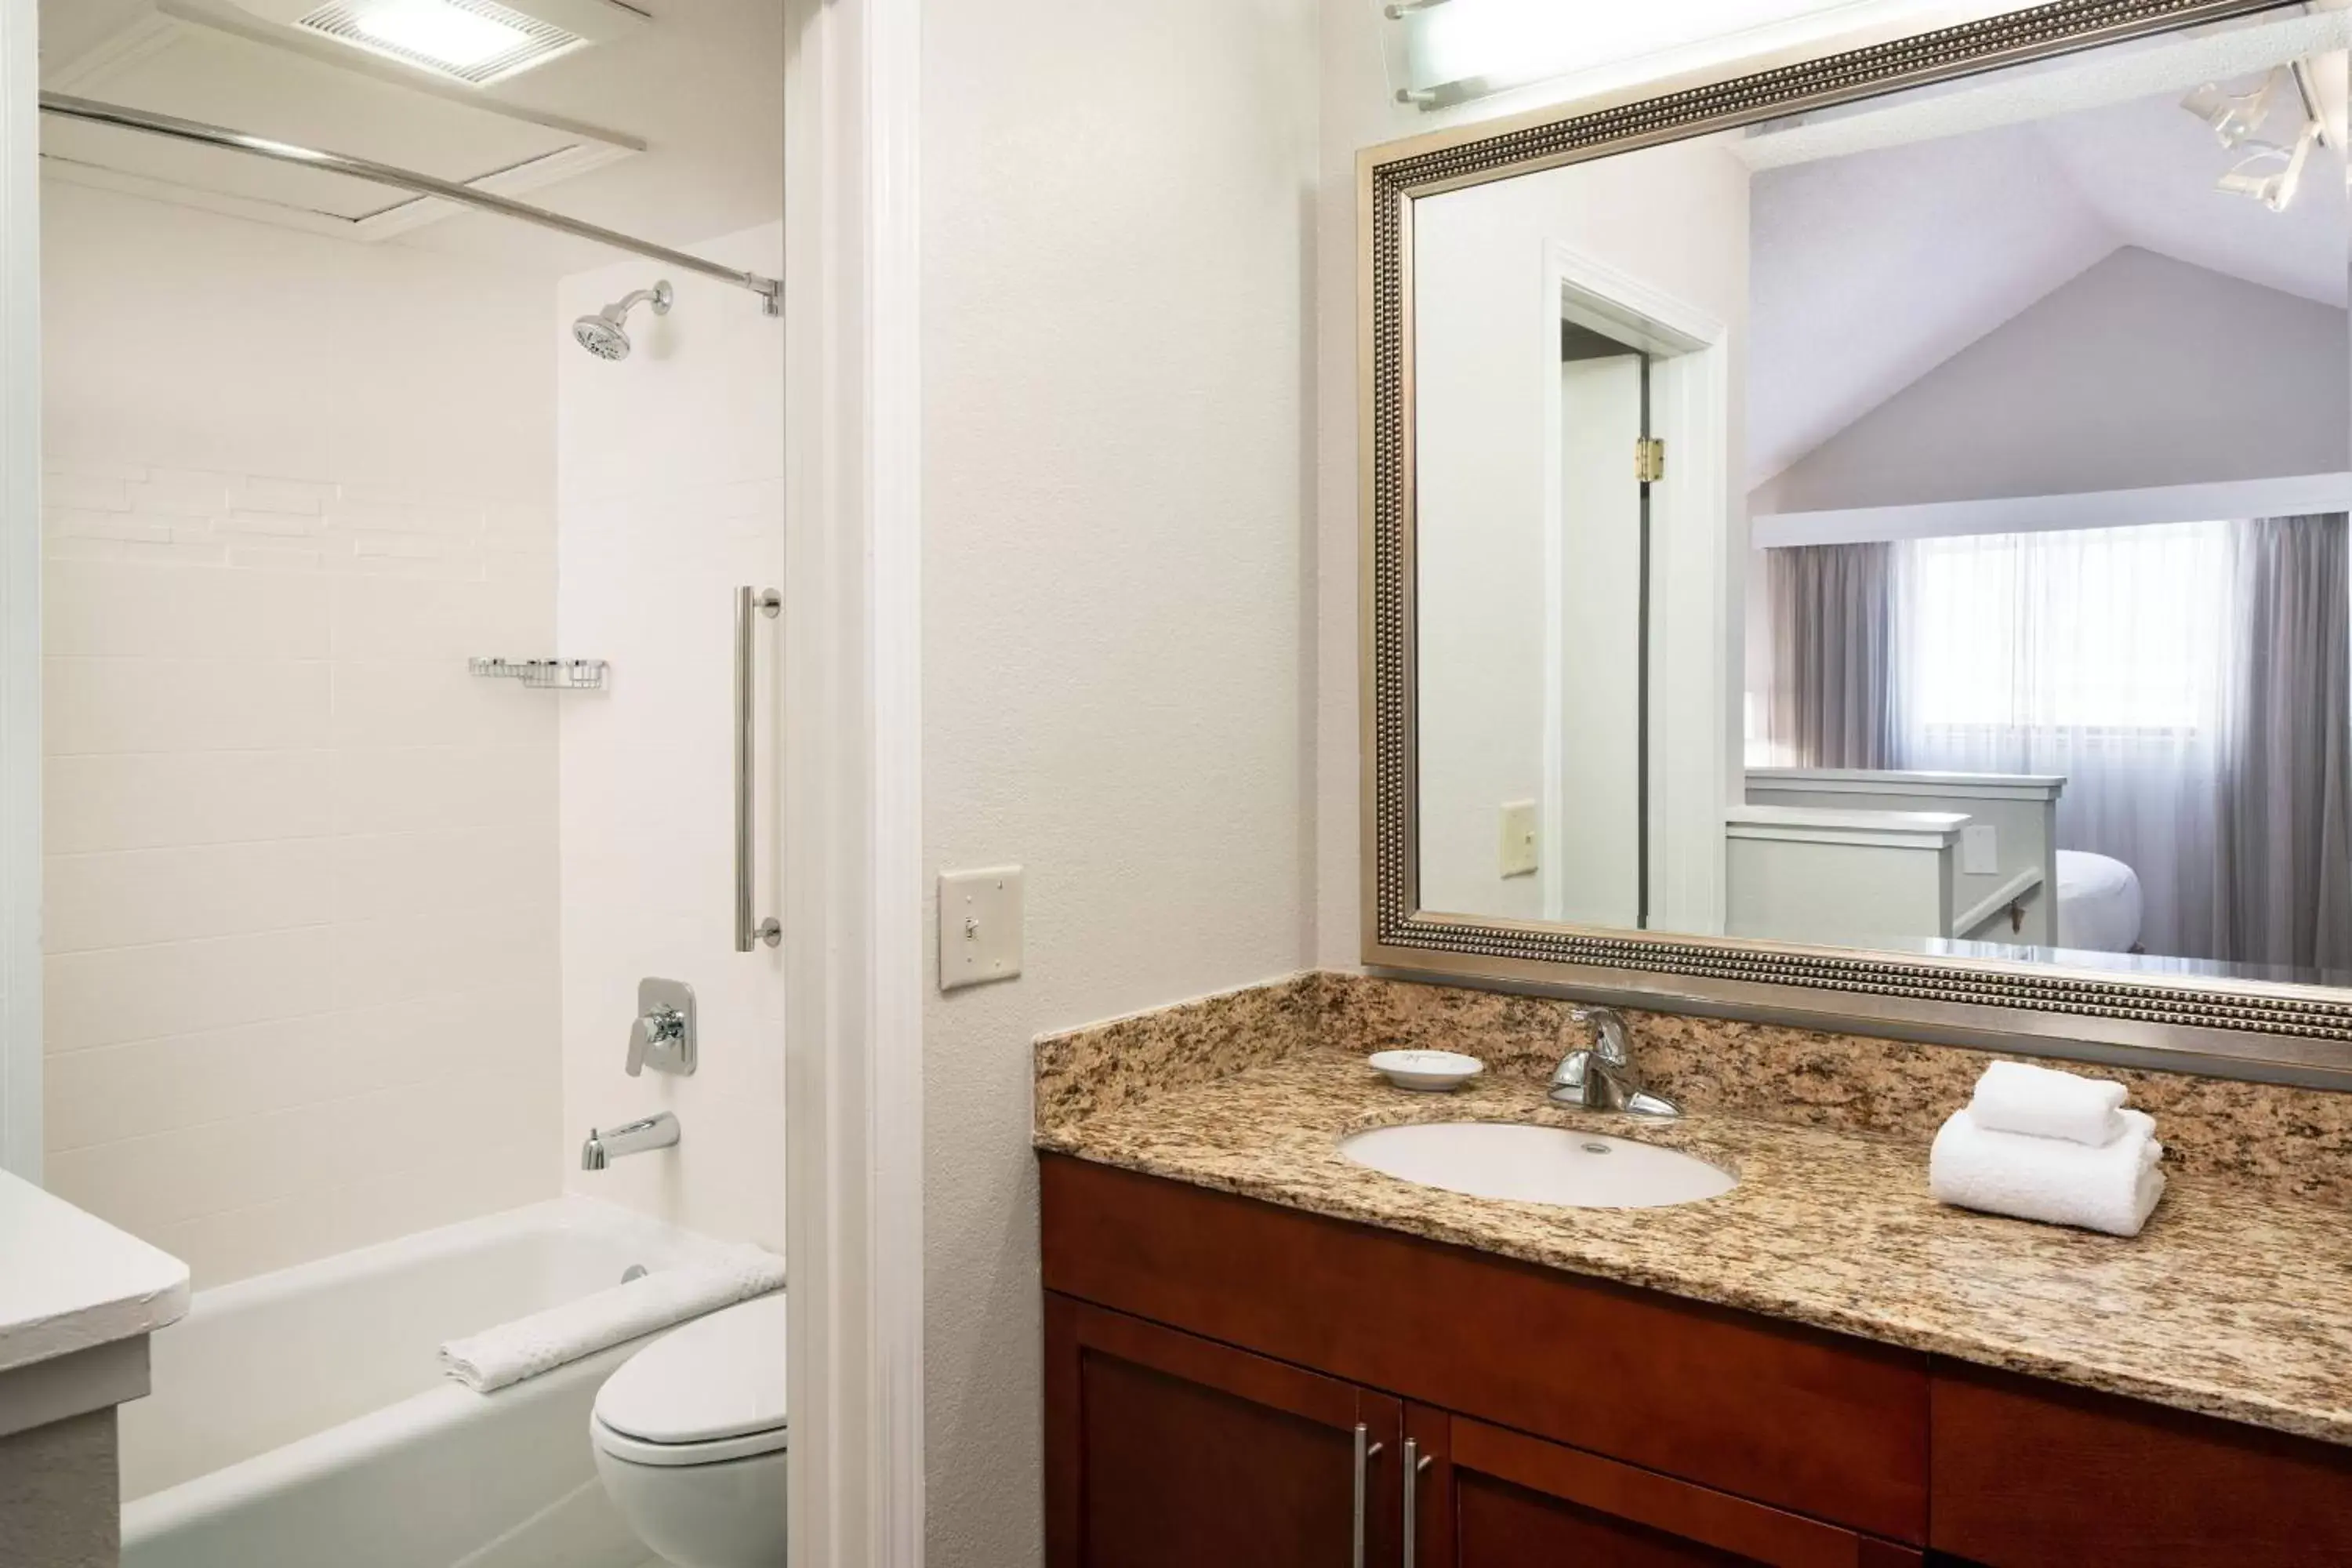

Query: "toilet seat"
left=591, top=1292, right=789, bottom=1469
left=591, top=1414, right=789, bottom=1468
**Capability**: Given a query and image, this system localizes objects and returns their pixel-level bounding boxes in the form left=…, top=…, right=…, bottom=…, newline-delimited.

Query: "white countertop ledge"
left=0, top=1169, right=190, bottom=1374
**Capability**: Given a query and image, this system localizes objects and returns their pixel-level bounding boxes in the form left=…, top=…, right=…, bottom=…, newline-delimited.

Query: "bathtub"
left=120, top=1197, right=737, bottom=1568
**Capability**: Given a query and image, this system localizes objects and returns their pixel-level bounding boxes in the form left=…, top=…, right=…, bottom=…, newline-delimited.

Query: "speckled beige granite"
left=1322, top=973, right=2352, bottom=1207
left=1036, top=971, right=2352, bottom=1446
left=1033, top=972, right=1322, bottom=1132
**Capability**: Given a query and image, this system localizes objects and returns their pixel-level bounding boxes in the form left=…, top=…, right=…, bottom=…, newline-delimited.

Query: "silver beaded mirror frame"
left=1359, top=0, right=2352, bottom=1087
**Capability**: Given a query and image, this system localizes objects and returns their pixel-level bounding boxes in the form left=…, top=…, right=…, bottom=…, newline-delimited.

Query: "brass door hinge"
left=1635, top=437, right=1665, bottom=485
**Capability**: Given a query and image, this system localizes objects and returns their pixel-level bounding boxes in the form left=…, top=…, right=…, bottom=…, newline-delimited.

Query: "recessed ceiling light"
left=293, top=0, right=590, bottom=85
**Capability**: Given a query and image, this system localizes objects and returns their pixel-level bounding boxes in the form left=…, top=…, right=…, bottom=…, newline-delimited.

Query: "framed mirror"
left=1359, top=0, right=2352, bottom=1082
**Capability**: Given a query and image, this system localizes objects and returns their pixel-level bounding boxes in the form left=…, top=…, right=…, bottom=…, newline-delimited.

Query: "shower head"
left=572, top=279, right=673, bottom=361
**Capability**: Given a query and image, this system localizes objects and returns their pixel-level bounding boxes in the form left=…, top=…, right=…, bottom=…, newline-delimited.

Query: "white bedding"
left=2056, top=850, right=2142, bottom=953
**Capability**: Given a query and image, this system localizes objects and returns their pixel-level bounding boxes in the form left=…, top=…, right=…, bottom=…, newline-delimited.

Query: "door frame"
left=1538, top=240, right=1730, bottom=938
left=0, top=0, right=39, bottom=1183
left=782, top=0, right=926, bottom=1560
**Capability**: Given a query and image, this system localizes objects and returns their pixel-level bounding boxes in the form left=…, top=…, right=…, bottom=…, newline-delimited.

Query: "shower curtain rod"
left=38, top=94, right=782, bottom=316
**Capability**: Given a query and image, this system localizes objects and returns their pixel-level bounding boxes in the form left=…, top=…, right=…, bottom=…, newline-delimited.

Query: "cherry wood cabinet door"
left=1045, top=1293, right=1404, bottom=1568
left=1406, top=1407, right=1924, bottom=1568
left=1930, top=1362, right=2352, bottom=1566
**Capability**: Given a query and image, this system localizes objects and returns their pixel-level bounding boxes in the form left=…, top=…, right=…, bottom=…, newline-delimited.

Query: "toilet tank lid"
left=595, top=1290, right=789, bottom=1445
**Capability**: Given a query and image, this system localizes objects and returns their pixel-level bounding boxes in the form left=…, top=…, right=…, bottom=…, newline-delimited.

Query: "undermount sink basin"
left=1338, top=1122, right=1737, bottom=1209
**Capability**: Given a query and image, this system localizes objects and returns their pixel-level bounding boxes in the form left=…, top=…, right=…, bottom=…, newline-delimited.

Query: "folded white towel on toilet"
left=440, top=1243, right=786, bottom=1393
left=1967, top=1059, right=2130, bottom=1146
left=1929, top=1107, right=2165, bottom=1237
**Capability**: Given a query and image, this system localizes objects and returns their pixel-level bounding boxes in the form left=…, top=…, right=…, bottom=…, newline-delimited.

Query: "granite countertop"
left=1038, top=1044, right=2352, bottom=1446
left=0, top=1169, right=189, bottom=1374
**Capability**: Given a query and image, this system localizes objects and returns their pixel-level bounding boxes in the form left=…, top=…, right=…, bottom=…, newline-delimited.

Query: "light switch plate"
left=1498, top=800, right=1538, bottom=879
left=1961, top=823, right=1999, bottom=877
left=938, top=866, right=1025, bottom=992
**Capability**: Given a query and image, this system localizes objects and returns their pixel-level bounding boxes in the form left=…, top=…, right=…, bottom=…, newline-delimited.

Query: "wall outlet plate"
left=1961, top=822, right=1999, bottom=877
left=938, top=866, right=1024, bottom=992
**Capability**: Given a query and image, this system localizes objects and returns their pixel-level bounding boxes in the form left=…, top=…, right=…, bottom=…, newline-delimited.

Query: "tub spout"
left=579, top=1112, right=680, bottom=1171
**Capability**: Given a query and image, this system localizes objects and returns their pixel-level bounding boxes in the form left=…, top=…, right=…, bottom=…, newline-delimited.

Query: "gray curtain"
left=1765, top=541, right=1900, bottom=770
left=2210, top=514, right=2352, bottom=977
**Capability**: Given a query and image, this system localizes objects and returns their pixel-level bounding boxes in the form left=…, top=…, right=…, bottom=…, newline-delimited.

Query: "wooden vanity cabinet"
left=1041, top=1154, right=1929, bottom=1565
left=1041, top=1152, right=2352, bottom=1568
left=1406, top=1406, right=1925, bottom=1568
left=1046, top=1294, right=1400, bottom=1568
left=1045, top=1290, right=1917, bottom=1568
left=1930, top=1362, right=2352, bottom=1566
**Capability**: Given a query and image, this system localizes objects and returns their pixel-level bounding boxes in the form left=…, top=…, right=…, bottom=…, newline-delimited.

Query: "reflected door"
left=1552, top=330, right=1649, bottom=928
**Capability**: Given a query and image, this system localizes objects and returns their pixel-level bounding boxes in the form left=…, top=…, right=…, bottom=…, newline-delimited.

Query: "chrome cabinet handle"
left=735, top=586, right=782, bottom=952
left=1352, top=1425, right=1385, bottom=1568
left=1403, top=1439, right=1433, bottom=1568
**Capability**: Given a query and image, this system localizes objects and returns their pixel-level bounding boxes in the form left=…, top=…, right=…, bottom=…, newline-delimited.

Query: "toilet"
left=591, top=1292, right=789, bottom=1567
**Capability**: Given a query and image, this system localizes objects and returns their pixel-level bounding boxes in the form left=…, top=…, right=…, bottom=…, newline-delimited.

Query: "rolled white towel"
left=1968, top=1059, right=2129, bottom=1146
left=1929, top=1108, right=2165, bottom=1237
left=440, top=1243, right=786, bottom=1393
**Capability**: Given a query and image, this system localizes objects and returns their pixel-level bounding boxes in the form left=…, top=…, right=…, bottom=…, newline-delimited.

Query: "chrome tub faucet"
left=580, top=1111, right=681, bottom=1171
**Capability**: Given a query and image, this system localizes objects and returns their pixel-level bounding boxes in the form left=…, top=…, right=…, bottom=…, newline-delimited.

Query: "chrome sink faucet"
left=1548, top=1007, right=1679, bottom=1119
left=580, top=1111, right=681, bottom=1171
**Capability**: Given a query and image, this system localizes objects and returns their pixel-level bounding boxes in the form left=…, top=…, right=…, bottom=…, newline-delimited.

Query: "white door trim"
left=0, top=0, right=41, bottom=1183
left=1539, top=241, right=1730, bottom=938
left=782, top=0, right=925, bottom=1561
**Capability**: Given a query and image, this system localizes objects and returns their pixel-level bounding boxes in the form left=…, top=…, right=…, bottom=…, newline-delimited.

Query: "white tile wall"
left=557, top=227, right=789, bottom=1252
left=41, top=469, right=561, bottom=1286
left=39, top=182, right=564, bottom=1287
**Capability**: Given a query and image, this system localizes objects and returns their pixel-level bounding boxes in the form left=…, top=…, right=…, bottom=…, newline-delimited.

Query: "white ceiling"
left=35, top=0, right=782, bottom=273
left=1749, top=78, right=2351, bottom=490
left=2043, top=89, right=2350, bottom=307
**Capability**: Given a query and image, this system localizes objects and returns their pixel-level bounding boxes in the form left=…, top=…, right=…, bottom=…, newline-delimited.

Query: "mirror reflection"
left=1413, top=6, right=2352, bottom=985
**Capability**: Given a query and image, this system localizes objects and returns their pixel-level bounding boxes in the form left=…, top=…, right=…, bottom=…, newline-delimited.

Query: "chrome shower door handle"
left=735, top=585, right=782, bottom=953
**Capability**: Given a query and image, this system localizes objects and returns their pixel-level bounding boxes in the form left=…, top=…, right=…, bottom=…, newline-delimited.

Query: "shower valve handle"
left=625, top=981, right=698, bottom=1077
left=626, top=1005, right=685, bottom=1077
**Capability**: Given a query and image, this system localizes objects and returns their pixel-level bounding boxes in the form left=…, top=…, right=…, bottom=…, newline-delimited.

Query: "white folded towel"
left=440, top=1243, right=786, bottom=1393
left=1929, top=1107, right=2165, bottom=1237
left=1968, top=1059, right=2130, bottom=1146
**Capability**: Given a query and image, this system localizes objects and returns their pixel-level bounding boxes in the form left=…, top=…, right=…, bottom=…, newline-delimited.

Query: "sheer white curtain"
left=1893, top=521, right=2233, bottom=958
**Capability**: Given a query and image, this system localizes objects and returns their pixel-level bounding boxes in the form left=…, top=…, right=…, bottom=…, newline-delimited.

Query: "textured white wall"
left=556, top=224, right=788, bottom=1251
left=38, top=182, right=560, bottom=1286
left=920, top=1, right=1319, bottom=1561
left=1754, top=246, right=2352, bottom=514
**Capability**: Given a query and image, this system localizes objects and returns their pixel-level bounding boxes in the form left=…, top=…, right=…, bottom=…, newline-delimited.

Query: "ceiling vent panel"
left=39, top=6, right=641, bottom=240
left=292, top=0, right=590, bottom=88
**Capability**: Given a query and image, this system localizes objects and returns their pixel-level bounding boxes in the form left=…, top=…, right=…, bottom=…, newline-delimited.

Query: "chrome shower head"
left=572, top=280, right=673, bottom=361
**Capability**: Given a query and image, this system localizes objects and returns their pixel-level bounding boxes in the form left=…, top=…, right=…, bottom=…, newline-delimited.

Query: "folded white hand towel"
left=1929, top=1107, right=2165, bottom=1237
left=440, top=1243, right=786, bottom=1393
left=1968, top=1059, right=2130, bottom=1146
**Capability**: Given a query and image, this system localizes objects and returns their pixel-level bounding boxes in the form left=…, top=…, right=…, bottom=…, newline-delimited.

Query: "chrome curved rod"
left=38, top=93, right=782, bottom=316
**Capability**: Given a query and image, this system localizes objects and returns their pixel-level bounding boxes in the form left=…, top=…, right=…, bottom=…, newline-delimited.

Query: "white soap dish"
left=1367, top=1049, right=1484, bottom=1093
